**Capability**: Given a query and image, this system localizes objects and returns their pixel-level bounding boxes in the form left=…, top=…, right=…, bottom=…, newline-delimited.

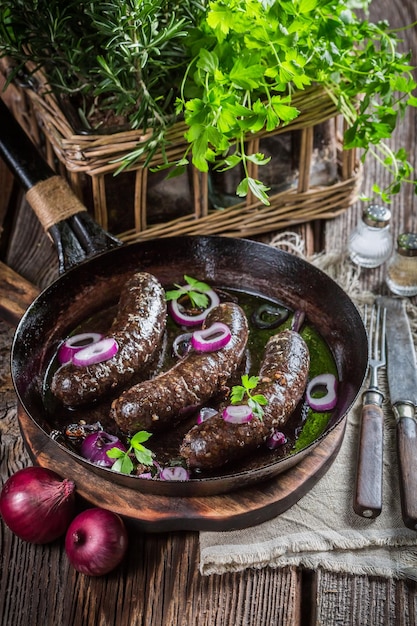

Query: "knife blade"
left=377, top=296, right=417, bottom=530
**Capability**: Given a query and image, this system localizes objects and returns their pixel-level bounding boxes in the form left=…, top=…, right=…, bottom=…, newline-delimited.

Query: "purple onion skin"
left=0, top=467, right=76, bottom=544
left=65, top=508, right=128, bottom=576
left=80, top=432, right=126, bottom=468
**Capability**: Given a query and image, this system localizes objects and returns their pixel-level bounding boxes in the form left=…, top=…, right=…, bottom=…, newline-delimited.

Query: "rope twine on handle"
left=26, top=176, right=87, bottom=232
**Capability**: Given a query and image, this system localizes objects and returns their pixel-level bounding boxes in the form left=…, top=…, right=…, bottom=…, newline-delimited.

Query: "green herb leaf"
left=230, top=375, right=268, bottom=419
left=106, top=448, right=126, bottom=459
left=230, top=385, right=246, bottom=404
left=111, top=455, right=134, bottom=476
left=165, top=275, right=211, bottom=309
left=107, top=430, right=153, bottom=475
left=130, top=431, right=152, bottom=446
left=134, top=446, right=154, bottom=466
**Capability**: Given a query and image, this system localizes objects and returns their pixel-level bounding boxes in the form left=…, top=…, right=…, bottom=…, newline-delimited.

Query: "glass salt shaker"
left=386, top=233, right=417, bottom=296
left=348, top=204, right=393, bottom=268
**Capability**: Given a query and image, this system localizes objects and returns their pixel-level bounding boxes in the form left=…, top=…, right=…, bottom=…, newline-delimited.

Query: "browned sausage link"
left=180, top=329, right=310, bottom=470
left=51, top=272, right=167, bottom=406
left=110, top=302, right=249, bottom=433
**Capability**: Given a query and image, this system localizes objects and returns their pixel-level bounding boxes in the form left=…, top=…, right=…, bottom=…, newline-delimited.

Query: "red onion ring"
left=191, top=322, right=231, bottom=352
left=222, top=405, right=254, bottom=424
left=169, top=286, right=220, bottom=326
left=172, top=332, right=193, bottom=358
left=306, top=373, right=338, bottom=411
left=137, top=471, right=153, bottom=479
left=58, top=332, right=103, bottom=364
left=159, top=466, right=190, bottom=481
left=197, top=407, right=218, bottom=424
left=72, top=337, right=119, bottom=367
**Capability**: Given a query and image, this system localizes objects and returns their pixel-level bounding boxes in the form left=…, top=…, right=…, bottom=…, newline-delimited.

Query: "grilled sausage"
left=51, top=272, right=167, bottom=406
left=110, top=302, right=249, bottom=433
left=180, top=329, right=310, bottom=470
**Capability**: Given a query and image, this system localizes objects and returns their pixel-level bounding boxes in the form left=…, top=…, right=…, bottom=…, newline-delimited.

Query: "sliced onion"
left=172, top=332, right=193, bottom=358
left=191, top=322, right=231, bottom=352
left=251, top=303, right=289, bottom=330
left=222, top=405, right=253, bottom=424
left=266, top=430, right=287, bottom=449
left=58, top=332, right=103, bottom=364
left=292, top=310, right=306, bottom=333
left=160, top=466, right=190, bottom=481
left=80, top=431, right=127, bottom=468
left=137, top=471, right=153, bottom=480
left=306, top=373, right=338, bottom=411
left=197, top=406, right=218, bottom=424
left=169, top=286, right=220, bottom=326
left=72, top=337, right=119, bottom=367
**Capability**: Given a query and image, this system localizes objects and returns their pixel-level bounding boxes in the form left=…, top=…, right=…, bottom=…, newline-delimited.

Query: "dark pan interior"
left=12, top=236, right=368, bottom=496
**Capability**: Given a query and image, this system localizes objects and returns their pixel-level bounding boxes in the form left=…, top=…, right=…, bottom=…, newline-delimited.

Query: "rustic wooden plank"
left=0, top=527, right=302, bottom=626
left=311, top=570, right=417, bottom=626
left=0, top=260, right=40, bottom=325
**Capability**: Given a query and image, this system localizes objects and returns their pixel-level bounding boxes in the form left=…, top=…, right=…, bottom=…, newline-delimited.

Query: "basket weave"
left=2, top=66, right=361, bottom=242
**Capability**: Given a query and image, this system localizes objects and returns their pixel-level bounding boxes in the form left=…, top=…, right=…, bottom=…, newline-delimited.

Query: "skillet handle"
left=0, top=99, right=121, bottom=273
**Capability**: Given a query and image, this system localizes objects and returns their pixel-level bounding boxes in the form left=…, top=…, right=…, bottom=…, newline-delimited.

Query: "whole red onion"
left=65, top=508, right=128, bottom=576
left=0, top=466, right=76, bottom=544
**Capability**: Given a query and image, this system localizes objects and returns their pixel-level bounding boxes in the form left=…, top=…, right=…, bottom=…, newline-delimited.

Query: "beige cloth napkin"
left=199, top=235, right=417, bottom=578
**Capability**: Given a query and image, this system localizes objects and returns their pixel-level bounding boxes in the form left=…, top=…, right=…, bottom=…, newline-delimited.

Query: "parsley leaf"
left=165, top=274, right=211, bottom=309
left=231, top=375, right=268, bottom=419
left=174, top=0, right=417, bottom=204
left=107, top=431, right=154, bottom=475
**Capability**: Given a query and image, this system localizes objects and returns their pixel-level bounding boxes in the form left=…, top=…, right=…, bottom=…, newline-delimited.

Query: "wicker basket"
left=1, top=66, right=361, bottom=242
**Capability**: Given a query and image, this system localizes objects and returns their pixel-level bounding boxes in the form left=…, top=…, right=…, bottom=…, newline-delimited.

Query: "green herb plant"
left=1, top=0, right=416, bottom=203
left=0, top=0, right=206, bottom=166
left=165, top=275, right=211, bottom=309
left=173, top=0, right=417, bottom=204
left=230, top=375, right=268, bottom=419
left=107, top=431, right=154, bottom=475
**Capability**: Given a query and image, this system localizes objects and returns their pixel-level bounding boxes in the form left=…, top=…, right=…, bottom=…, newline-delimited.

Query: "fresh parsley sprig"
left=107, top=431, right=153, bottom=475
left=165, top=275, right=211, bottom=309
left=174, top=0, right=417, bottom=204
left=231, top=375, right=268, bottom=419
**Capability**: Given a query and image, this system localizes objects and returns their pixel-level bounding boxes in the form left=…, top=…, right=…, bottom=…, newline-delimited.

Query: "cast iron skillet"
left=0, top=100, right=368, bottom=497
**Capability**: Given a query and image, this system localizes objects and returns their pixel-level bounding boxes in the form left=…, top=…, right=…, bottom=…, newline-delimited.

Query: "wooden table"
left=1, top=1, right=417, bottom=624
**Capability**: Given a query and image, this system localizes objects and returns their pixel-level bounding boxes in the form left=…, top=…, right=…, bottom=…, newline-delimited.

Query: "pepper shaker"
left=386, top=233, right=417, bottom=296
left=348, top=204, right=393, bottom=268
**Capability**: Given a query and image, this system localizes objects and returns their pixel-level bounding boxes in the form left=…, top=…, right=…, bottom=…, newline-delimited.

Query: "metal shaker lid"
left=362, top=204, right=391, bottom=228
left=397, top=232, right=417, bottom=256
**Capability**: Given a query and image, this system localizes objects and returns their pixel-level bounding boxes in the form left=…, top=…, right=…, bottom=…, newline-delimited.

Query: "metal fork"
left=353, top=303, right=386, bottom=519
